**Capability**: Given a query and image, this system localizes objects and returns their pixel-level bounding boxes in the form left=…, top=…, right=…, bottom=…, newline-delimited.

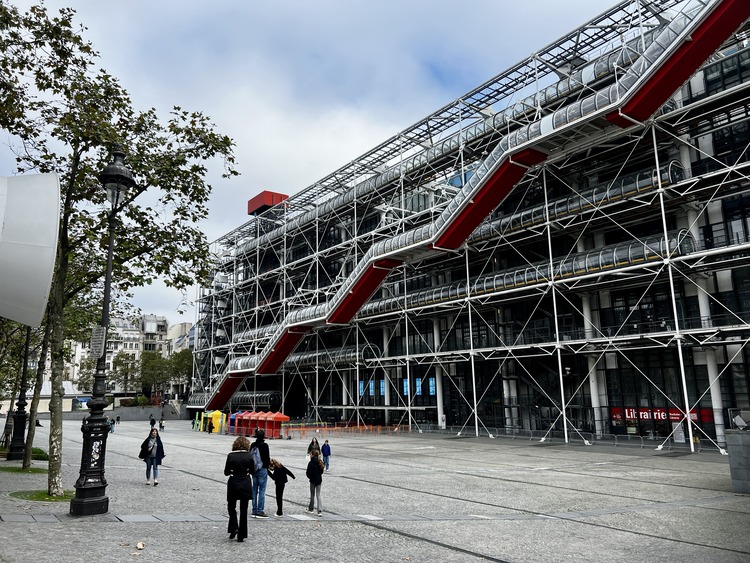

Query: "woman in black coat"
left=306, top=451, right=324, bottom=516
left=139, top=428, right=165, bottom=486
left=224, top=436, right=253, bottom=542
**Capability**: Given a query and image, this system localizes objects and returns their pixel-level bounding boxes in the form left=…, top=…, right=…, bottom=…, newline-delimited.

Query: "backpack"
left=250, top=445, right=263, bottom=473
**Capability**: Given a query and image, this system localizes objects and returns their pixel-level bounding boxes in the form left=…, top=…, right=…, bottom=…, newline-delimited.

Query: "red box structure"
left=247, top=190, right=288, bottom=216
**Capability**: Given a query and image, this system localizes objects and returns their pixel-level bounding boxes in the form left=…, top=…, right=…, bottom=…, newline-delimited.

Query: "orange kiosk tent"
left=269, top=412, right=290, bottom=439
left=255, top=411, right=270, bottom=437
left=239, top=411, right=254, bottom=436
left=246, top=411, right=258, bottom=437
left=230, top=411, right=245, bottom=436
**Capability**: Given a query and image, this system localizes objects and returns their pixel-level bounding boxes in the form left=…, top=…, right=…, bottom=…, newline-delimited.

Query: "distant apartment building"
left=141, top=314, right=169, bottom=357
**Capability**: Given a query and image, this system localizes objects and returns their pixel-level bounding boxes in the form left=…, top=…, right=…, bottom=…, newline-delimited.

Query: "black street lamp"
left=70, top=145, right=135, bottom=516
left=7, top=326, right=32, bottom=461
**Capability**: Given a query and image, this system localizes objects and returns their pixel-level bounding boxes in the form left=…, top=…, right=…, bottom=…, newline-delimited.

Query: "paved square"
left=1, top=420, right=748, bottom=562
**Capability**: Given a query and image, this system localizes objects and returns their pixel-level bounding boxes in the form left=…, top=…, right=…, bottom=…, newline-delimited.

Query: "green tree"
left=75, top=355, right=97, bottom=393
left=0, top=2, right=237, bottom=494
left=140, top=351, right=170, bottom=397
left=169, top=348, right=193, bottom=393
left=111, top=351, right=139, bottom=394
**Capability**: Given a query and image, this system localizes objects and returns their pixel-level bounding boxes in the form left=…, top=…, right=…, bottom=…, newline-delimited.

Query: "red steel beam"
left=432, top=148, right=547, bottom=250
left=607, top=0, right=750, bottom=127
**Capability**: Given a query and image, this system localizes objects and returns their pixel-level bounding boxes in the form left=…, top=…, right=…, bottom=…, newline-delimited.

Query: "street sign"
left=90, top=325, right=107, bottom=358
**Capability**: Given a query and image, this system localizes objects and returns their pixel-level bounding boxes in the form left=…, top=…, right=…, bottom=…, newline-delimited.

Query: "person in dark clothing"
left=250, top=428, right=271, bottom=518
left=224, top=436, right=253, bottom=542
left=307, top=437, right=320, bottom=456
left=306, top=449, right=324, bottom=516
left=139, top=428, right=165, bottom=486
left=149, top=414, right=156, bottom=429
left=268, top=458, right=295, bottom=517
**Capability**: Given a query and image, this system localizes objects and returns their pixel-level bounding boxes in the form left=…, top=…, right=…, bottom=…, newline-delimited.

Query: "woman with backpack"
left=250, top=428, right=271, bottom=518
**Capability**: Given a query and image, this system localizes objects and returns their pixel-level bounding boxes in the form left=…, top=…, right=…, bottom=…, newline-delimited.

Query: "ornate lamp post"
left=70, top=145, right=135, bottom=516
left=7, top=326, right=32, bottom=461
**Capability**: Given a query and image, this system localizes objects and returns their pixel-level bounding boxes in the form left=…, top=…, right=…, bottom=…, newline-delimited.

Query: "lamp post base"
left=69, top=492, right=109, bottom=516
left=70, top=410, right=110, bottom=516
left=6, top=412, right=27, bottom=461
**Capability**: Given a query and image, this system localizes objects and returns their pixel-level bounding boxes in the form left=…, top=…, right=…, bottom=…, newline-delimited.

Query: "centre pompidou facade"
left=190, top=0, right=750, bottom=453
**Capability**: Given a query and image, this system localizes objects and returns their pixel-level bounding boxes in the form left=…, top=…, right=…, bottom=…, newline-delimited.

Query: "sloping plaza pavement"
left=1, top=419, right=749, bottom=562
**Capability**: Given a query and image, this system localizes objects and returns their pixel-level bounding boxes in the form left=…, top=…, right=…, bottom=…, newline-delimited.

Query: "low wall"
left=26, top=403, right=189, bottom=422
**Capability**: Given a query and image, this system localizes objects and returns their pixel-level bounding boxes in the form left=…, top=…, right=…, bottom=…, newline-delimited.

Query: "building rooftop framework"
left=190, top=0, right=750, bottom=453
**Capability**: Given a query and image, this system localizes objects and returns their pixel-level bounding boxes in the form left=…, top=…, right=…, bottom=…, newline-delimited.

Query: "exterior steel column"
left=432, top=319, right=445, bottom=430
left=686, top=206, right=727, bottom=449
left=581, top=293, right=604, bottom=437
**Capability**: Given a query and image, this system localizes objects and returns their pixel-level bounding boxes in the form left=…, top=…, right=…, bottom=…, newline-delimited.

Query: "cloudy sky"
left=8, top=0, right=609, bottom=325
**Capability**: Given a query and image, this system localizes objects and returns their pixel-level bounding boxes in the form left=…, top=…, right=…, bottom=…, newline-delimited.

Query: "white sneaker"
left=317, top=511, right=322, bottom=517
left=145, top=480, right=151, bottom=485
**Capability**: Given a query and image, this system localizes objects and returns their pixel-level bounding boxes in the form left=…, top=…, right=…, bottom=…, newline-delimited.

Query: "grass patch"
left=0, top=466, right=47, bottom=474
left=10, top=490, right=75, bottom=502
left=0, top=446, right=49, bottom=460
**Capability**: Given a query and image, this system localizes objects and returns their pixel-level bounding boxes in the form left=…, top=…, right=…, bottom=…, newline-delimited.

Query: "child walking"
left=321, top=439, right=331, bottom=471
left=268, top=458, right=295, bottom=517
left=306, top=449, right=324, bottom=516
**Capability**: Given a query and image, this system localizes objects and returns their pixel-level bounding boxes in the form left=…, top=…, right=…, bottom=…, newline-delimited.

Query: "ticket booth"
left=256, top=411, right=270, bottom=437
left=238, top=411, right=252, bottom=436
left=270, top=412, right=290, bottom=439
left=232, top=411, right=246, bottom=435
left=209, top=409, right=223, bottom=434
left=247, top=411, right=259, bottom=437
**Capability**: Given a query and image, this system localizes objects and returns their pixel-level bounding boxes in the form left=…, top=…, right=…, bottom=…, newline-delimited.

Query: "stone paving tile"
left=153, top=514, right=209, bottom=522
left=1, top=514, right=35, bottom=522
left=201, top=513, right=227, bottom=522
left=382, top=514, right=430, bottom=521
left=353, top=514, right=383, bottom=521
left=116, top=514, right=160, bottom=523
left=32, top=514, right=60, bottom=522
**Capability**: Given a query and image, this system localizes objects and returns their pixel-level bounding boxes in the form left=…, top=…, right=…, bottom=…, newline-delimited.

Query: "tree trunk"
left=1, top=374, right=19, bottom=448
left=24, top=324, right=51, bottom=469
left=47, top=263, right=67, bottom=496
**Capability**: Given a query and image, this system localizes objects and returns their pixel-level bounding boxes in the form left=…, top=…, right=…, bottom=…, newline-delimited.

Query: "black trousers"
left=275, top=482, right=286, bottom=515
left=227, top=497, right=250, bottom=540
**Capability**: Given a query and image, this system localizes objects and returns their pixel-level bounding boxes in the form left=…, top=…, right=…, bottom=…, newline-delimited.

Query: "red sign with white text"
left=610, top=407, right=713, bottom=422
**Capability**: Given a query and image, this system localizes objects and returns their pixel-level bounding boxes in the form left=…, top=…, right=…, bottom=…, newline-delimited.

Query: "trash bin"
left=725, top=429, right=750, bottom=494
